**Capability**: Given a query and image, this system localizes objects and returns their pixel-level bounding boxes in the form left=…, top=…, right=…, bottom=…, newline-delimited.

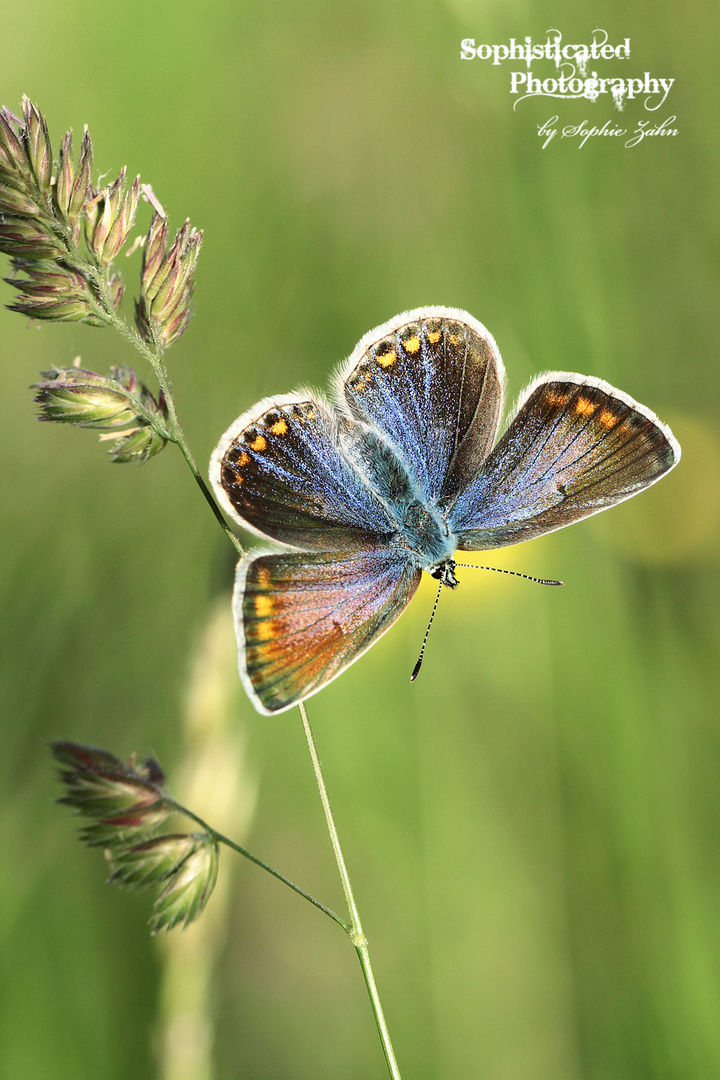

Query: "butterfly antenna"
left=410, top=577, right=444, bottom=682
left=454, top=564, right=564, bottom=586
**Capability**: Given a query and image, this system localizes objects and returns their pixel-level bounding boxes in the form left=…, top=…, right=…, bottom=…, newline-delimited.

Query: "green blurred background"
left=1, top=1, right=718, bottom=1078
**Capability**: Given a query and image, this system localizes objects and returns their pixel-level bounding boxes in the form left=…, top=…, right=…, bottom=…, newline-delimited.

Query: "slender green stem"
left=299, top=703, right=402, bottom=1080
left=78, top=245, right=400, bottom=1074
left=162, top=794, right=351, bottom=933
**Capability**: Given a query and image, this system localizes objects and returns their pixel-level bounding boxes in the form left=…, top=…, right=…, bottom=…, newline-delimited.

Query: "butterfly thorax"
left=340, top=417, right=458, bottom=570
left=392, top=498, right=458, bottom=571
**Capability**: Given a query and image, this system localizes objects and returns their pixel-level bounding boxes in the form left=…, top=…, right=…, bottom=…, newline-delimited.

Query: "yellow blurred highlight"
left=590, top=413, right=720, bottom=564
left=156, top=600, right=257, bottom=1080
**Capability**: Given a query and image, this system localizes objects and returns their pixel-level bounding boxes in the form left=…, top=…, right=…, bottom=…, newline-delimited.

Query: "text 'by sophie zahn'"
left=537, top=115, right=679, bottom=148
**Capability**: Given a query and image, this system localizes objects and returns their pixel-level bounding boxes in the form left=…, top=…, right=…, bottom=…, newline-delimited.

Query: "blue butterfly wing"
left=235, top=548, right=422, bottom=714
left=210, top=392, right=396, bottom=550
left=337, top=308, right=506, bottom=505
left=449, top=375, right=680, bottom=549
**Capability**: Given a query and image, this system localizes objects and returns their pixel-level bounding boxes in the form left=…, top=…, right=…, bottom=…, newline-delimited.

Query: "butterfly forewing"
left=210, top=394, right=396, bottom=550
left=338, top=307, right=506, bottom=505
left=449, top=376, right=680, bottom=549
left=236, top=549, right=422, bottom=714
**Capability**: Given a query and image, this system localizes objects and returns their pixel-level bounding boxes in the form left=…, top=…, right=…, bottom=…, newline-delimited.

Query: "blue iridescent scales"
left=210, top=307, right=680, bottom=714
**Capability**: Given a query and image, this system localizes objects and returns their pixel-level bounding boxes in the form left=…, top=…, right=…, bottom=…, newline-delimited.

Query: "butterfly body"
left=211, top=308, right=680, bottom=714
left=342, top=432, right=458, bottom=568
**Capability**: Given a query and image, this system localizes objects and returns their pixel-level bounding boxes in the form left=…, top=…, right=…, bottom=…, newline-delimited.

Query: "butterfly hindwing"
left=337, top=307, right=506, bottom=505
left=236, top=548, right=422, bottom=714
left=449, top=374, right=680, bottom=549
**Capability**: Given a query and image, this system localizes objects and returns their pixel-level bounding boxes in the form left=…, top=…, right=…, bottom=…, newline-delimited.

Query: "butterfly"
left=210, top=307, right=680, bottom=715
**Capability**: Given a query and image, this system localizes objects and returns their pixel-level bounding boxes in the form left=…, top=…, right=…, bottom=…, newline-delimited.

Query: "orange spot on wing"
left=447, top=333, right=462, bottom=346
left=598, top=408, right=619, bottom=429
left=250, top=434, right=267, bottom=451
left=237, top=452, right=250, bottom=466
left=403, top=334, right=421, bottom=354
left=254, top=595, right=273, bottom=617
left=249, top=619, right=278, bottom=643
left=271, top=418, right=288, bottom=435
left=575, top=397, right=596, bottom=417
left=426, top=330, right=441, bottom=344
left=376, top=348, right=397, bottom=368
left=546, top=390, right=569, bottom=407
